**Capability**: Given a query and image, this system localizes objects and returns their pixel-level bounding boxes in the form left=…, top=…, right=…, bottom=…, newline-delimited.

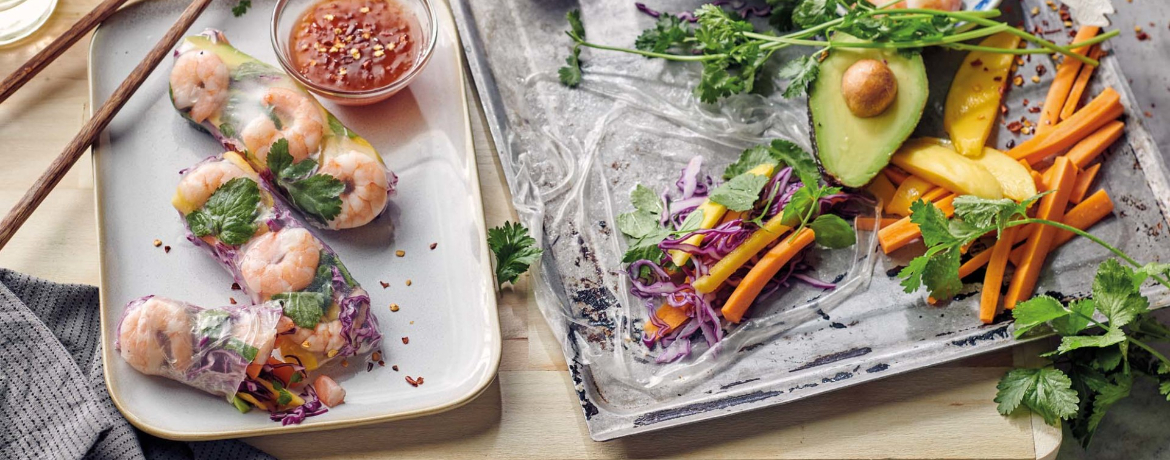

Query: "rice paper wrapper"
left=115, top=296, right=282, bottom=399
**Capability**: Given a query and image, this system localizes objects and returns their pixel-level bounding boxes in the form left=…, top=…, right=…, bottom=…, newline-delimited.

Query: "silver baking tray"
left=451, top=0, right=1170, bottom=440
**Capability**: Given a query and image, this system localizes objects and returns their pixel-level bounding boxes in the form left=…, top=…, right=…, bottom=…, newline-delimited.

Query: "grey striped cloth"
left=0, top=269, right=273, bottom=460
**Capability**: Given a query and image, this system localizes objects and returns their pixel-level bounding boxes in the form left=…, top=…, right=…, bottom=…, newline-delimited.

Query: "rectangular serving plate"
left=452, top=0, right=1170, bottom=440
left=92, top=0, right=501, bottom=440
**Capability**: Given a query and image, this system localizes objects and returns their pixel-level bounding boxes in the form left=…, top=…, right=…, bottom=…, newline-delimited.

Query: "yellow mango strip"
left=670, top=163, right=776, bottom=267
left=865, top=173, right=898, bottom=208
left=691, top=213, right=792, bottom=294
left=944, top=32, right=1022, bottom=156
left=885, top=175, right=938, bottom=216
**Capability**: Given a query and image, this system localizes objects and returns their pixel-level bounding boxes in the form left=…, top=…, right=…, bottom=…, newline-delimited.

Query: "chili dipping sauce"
left=289, top=0, right=419, bottom=92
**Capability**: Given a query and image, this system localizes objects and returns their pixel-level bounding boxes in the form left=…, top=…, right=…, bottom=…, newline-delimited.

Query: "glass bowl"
left=270, top=0, right=437, bottom=105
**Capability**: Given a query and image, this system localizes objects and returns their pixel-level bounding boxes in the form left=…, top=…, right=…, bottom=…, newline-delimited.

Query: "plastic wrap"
left=115, top=296, right=282, bottom=399
left=169, top=29, right=397, bottom=230
left=173, top=152, right=382, bottom=370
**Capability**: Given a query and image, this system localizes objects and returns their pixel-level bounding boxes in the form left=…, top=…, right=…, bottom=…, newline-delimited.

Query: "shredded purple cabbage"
left=269, top=382, right=329, bottom=425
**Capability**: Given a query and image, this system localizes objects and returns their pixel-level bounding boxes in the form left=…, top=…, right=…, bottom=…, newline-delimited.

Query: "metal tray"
left=452, top=0, right=1170, bottom=440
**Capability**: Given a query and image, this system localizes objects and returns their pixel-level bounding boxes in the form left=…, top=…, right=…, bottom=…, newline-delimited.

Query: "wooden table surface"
left=0, top=0, right=1061, bottom=458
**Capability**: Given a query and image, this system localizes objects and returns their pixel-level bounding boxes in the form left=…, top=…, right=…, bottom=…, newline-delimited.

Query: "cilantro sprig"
left=488, top=221, right=543, bottom=289
left=559, top=0, right=1116, bottom=103
left=895, top=193, right=1170, bottom=446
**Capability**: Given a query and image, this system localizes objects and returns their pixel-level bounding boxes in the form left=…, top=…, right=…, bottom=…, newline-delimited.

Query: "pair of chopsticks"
left=0, top=0, right=214, bottom=250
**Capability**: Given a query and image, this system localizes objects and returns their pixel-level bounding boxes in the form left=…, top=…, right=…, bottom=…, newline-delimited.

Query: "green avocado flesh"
left=808, top=34, right=929, bottom=188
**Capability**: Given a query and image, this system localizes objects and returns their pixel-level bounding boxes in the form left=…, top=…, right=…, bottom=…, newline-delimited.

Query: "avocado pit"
left=841, top=59, right=898, bottom=118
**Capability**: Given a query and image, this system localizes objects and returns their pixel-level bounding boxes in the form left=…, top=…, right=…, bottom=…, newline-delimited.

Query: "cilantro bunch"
left=559, top=1, right=1115, bottom=103
left=488, top=221, right=543, bottom=289
left=894, top=194, right=1170, bottom=446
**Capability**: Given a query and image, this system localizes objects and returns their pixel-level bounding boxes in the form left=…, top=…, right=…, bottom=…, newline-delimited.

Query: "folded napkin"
left=0, top=269, right=273, bottom=460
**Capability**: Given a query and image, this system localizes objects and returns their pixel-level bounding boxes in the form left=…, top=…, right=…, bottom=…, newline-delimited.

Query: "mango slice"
left=890, top=139, right=1003, bottom=199
left=944, top=32, right=1022, bottom=157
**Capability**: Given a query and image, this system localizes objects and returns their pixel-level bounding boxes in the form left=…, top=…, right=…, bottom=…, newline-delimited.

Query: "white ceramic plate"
left=92, top=0, right=500, bottom=440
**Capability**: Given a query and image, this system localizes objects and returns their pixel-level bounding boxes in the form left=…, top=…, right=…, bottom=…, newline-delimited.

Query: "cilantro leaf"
left=898, top=255, right=929, bottom=293
left=618, top=185, right=664, bottom=239
left=1133, top=262, right=1170, bottom=289
left=909, top=199, right=959, bottom=248
left=723, top=146, right=778, bottom=180
left=1057, top=328, right=1126, bottom=354
left=1012, top=295, right=1070, bottom=338
left=185, top=177, right=261, bottom=246
left=952, top=195, right=1032, bottom=235
left=995, top=368, right=1080, bottom=425
left=768, top=139, right=819, bottom=187
left=488, top=221, right=543, bottom=288
left=1092, top=259, right=1149, bottom=328
left=231, top=0, right=250, bottom=17
left=273, top=291, right=328, bottom=328
left=1086, top=373, right=1132, bottom=435
left=224, top=338, right=259, bottom=362
left=709, top=172, right=770, bottom=212
left=792, top=0, right=839, bottom=29
left=326, top=113, right=357, bottom=139
left=559, top=10, right=586, bottom=87
left=921, top=245, right=963, bottom=300
left=777, top=54, right=820, bottom=99
left=809, top=214, right=855, bottom=248
left=635, top=14, right=690, bottom=53
left=1052, top=299, right=1095, bottom=336
left=690, top=6, right=772, bottom=103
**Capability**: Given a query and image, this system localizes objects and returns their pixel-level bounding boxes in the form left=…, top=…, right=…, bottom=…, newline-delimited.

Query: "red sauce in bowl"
left=289, top=0, right=419, bottom=92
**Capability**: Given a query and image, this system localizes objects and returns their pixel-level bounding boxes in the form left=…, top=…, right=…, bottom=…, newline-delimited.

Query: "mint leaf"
left=185, top=177, right=261, bottom=246
left=777, top=54, right=819, bottom=99
left=1057, top=328, right=1126, bottom=354
left=1012, top=295, right=1070, bottom=338
left=995, top=368, right=1079, bottom=425
left=488, top=221, right=543, bottom=288
left=224, top=338, right=259, bottom=362
left=630, top=184, right=663, bottom=215
left=195, top=310, right=231, bottom=337
left=809, top=214, right=855, bottom=249
left=273, top=291, right=328, bottom=328
left=723, top=145, right=778, bottom=180
left=709, top=172, right=769, bottom=212
left=1052, top=299, right=1095, bottom=336
left=1092, top=259, right=1149, bottom=328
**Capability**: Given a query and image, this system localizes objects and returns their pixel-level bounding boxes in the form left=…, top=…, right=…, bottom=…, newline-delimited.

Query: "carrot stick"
left=980, top=226, right=1018, bottom=323
left=883, top=167, right=910, bottom=186
left=247, top=362, right=263, bottom=380
left=1036, top=26, right=1100, bottom=134
left=921, top=187, right=951, bottom=203
left=1059, top=45, right=1104, bottom=121
left=1003, top=157, right=1077, bottom=308
left=643, top=304, right=693, bottom=338
left=1068, top=163, right=1101, bottom=204
left=856, top=217, right=900, bottom=231
left=1010, top=189, right=1114, bottom=265
left=1066, top=120, right=1125, bottom=169
left=1010, top=88, right=1123, bottom=165
left=878, top=195, right=956, bottom=254
left=722, top=228, right=816, bottom=323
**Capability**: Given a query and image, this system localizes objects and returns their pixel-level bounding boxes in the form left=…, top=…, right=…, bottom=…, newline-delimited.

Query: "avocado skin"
left=806, top=34, right=929, bottom=189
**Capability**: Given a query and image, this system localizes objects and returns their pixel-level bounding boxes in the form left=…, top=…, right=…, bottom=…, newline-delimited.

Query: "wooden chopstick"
left=0, top=0, right=134, bottom=104
left=0, top=0, right=213, bottom=251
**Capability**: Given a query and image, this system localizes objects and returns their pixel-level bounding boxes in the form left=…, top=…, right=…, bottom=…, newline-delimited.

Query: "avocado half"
left=808, top=33, right=929, bottom=188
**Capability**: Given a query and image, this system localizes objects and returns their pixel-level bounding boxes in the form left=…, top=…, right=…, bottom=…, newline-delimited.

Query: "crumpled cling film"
left=169, top=29, right=397, bottom=230
left=1062, top=0, right=1114, bottom=27
left=116, top=296, right=281, bottom=399
left=173, top=152, right=382, bottom=370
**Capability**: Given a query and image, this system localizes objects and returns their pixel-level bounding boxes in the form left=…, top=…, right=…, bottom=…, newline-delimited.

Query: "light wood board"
left=0, top=0, right=1059, bottom=457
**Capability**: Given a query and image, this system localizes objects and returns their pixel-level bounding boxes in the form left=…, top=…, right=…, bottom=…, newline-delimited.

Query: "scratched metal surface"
left=452, top=0, right=1170, bottom=441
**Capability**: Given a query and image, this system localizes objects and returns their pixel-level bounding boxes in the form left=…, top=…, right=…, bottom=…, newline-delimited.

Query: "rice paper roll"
left=173, top=152, right=382, bottom=370
left=169, top=28, right=397, bottom=230
left=115, top=296, right=281, bottom=399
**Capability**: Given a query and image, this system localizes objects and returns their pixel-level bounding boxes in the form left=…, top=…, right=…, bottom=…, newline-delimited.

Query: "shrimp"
left=174, top=159, right=249, bottom=213
left=313, top=375, right=346, bottom=407
left=318, top=151, right=389, bottom=229
left=239, top=227, right=323, bottom=301
left=170, top=50, right=230, bottom=124
left=289, top=319, right=346, bottom=354
left=241, top=88, right=324, bottom=165
left=118, top=298, right=195, bottom=374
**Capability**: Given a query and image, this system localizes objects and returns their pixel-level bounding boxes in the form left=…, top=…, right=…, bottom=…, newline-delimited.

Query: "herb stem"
left=571, top=36, right=717, bottom=61
left=1129, top=337, right=1170, bottom=368
left=1011, top=218, right=1170, bottom=290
